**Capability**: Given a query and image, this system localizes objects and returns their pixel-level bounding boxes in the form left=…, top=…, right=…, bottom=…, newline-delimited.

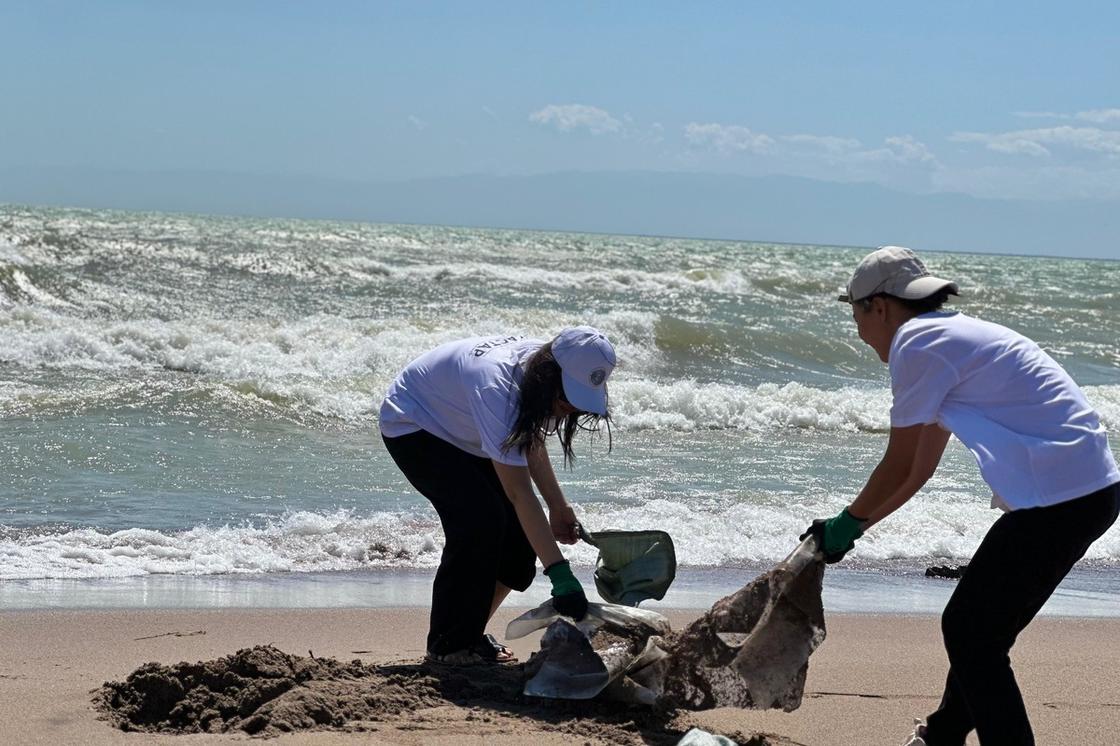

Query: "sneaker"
left=900, top=719, right=928, bottom=746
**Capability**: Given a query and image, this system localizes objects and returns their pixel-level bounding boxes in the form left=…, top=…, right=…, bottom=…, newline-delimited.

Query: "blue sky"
left=2, top=1, right=1118, bottom=203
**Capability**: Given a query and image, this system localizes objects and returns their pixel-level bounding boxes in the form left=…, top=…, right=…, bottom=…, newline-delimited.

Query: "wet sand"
left=2, top=607, right=1118, bottom=745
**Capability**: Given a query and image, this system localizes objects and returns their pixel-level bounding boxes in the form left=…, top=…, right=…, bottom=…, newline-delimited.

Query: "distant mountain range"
left=2, top=167, right=1117, bottom=258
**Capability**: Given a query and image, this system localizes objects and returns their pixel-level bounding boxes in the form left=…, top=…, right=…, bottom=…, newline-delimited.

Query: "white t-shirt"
left=379, top=335, right=544, bottom=466
left=889, top=311, right=1119, bottom=510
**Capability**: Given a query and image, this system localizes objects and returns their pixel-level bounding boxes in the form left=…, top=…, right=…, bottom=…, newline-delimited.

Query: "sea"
left=2, top=205, right=1118, bottom=615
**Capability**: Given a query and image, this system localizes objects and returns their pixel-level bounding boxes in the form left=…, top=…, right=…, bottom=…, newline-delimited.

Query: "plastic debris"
left=512, top=537, right=826, bottom=711
left=509, top=601, right=672, bottom=703
left=578, top=523, right=677, bottom=606
left=650, top=536, right=825, bottom=710
left=676, top=728, right=740, bottom=746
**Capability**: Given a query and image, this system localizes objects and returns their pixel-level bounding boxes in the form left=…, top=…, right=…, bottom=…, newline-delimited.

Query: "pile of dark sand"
left=94, top=645, right=802, bottom=744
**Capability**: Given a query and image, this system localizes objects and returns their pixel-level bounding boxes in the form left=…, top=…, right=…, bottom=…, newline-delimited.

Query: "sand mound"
left=94, top=645, right=801, bottom=744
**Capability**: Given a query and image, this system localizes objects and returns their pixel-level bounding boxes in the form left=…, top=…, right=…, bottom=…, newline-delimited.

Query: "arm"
left=493, top=459, right=588, bottom=619
left=492, top=460, right=565, bottom=568
left=526, top=439, right=579, bottom=544
left=859, top=423, right=951, bottom=527
left=807, top=423, right=950, bottom=560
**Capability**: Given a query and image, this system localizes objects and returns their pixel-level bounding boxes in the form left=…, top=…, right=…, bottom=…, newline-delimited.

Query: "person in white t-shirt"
left=803, top=247, right=1120, bottom=746
left=379, top=326, right=615, bottom=665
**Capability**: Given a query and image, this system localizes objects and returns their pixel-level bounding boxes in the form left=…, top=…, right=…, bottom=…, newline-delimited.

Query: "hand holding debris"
left=800, top=507, right=867, bottom=563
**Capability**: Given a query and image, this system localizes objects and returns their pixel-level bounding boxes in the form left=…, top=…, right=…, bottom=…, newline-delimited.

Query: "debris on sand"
left=93, top=645, right=803, bottom=744
left=95, top=540, right=825, bottom=742
left=513, top=537, right=826, bottom=712
left=653, top=541, right=825, bottom=711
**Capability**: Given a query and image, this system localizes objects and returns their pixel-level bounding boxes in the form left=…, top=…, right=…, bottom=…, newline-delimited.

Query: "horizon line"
left=3, top=199, right=1115, bottom=265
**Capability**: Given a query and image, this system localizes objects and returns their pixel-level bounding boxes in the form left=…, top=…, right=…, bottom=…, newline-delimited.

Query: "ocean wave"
left=2, top=303, right=1116, bottom=434
left=0, top=239, right=32, bottom=267
left=611, top=381, right=1120, bottom=433
left=221, top=252, right=393, bottom=283
left=7, top=231, right=720, bottom=300
left=384, top=261, right=760, bottom=297
left=0, top=511, right=446, bottom=580
left=1091, top=386, right=1120, bottom=431
left=574, top=492, right=1120, bottom=566
left=6, top=499, right=1119, bottom=580
left=611, top=380, right=891, bottom=432
left=0, top=264, right=74, bottom=309
left=0, top=308, right=652, bottom=423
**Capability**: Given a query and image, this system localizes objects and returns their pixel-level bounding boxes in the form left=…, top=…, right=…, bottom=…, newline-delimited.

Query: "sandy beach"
left=2, top=607, right=1117, bottom=745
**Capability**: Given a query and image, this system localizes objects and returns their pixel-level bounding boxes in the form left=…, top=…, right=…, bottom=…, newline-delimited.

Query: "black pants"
left=924, top=482, right=1120, bottom=746
left=382, top=430, right=536, bottom=655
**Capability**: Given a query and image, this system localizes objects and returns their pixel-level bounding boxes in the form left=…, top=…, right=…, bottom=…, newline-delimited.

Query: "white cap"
left=838, top=246, right=959, bottom=303
left=551, top=326, right=616, bottom=416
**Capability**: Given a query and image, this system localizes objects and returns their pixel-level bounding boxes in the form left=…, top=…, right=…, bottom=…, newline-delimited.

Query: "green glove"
left=544, top=560, right=588, bottom=620
left=545, top=559, right=582, bottom=595
left=800, top=508, right=868, bottom=563
left=825, top=508, right=867, bottom=554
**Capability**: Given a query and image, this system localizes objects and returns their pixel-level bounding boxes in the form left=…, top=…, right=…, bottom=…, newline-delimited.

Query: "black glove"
left=552, top=589, right=589, bottom=620
left=545, top=560, right=589, bottom=621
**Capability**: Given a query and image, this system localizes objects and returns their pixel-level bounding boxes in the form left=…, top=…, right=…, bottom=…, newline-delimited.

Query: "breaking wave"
left=2, top=301, right=1117, bottom=433
left=5, top=498, right=1120, bottom=581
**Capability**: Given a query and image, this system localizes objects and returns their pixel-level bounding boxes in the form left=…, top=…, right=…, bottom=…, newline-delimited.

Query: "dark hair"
left=858, top=287, right=956, bottom=315
left=501, top=342, right=612, bottom=468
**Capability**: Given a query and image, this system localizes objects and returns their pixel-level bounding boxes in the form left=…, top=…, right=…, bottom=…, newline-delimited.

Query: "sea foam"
left=2, top=303, right=1116, bottom=434
left=5, top=498, right=1119, bottom=581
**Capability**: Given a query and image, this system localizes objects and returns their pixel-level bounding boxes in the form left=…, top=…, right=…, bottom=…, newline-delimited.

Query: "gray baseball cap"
left=838, top=246, right=959, bottom=303
left=552, top=326, right=616, bottom=415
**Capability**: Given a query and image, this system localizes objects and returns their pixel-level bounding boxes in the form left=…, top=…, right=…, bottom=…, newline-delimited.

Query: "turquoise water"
left=1, top=205, right=1118, bottom=609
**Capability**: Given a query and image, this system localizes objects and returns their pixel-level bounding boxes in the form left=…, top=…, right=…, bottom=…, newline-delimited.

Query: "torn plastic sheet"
left=510, top=538, right=825, bottom=711
left=508, top=601, right=672, bottom=703
left=520, top=619, right=669, bottom=704
left=506, top=600, right=671, bottom=641
left=649, top=536, right=825, bottom=711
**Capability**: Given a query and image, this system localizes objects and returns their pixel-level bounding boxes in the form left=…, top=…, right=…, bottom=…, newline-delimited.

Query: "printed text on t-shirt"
left=471, top=335, right=524, bottom=357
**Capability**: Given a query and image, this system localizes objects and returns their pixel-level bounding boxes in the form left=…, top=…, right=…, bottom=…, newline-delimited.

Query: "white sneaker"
left=900, top=719, right=928, bottom=746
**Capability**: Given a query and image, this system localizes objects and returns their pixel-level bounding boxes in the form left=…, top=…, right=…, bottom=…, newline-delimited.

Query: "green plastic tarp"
left=578, top=523, right=677, bottom=607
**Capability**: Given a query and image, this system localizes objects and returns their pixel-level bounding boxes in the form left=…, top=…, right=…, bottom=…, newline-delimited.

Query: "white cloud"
left=684, top=123, right=775, bottom=154
left=1013, top=108, right=1120, bottom=125
left=529, top=104, right=622, bottom=135
left=815, top=135, right=938, bottom=165
left=687, top=124, right=936, bottom=168
left=951, top=131, right=1051, bottom=157
left=407, top=115, right=428, bottom=131
left=1013, top=110, right=1066, bottom=120
left=779, top=134, right=861, bottom=154
left=951, top=126, right=1120, bottom=157
left=517, top=106, right=1120, bottom=201
left=481, top=106, right=499, bottom=122
left=681, top=122, right=940, bottom=193
left=881, top=135, right=938, bottom=163
left=1075, top=109, right=1120, bottom=124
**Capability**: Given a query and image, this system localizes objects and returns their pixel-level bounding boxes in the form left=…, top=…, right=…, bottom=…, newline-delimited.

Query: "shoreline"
left=5, top=563, right=1120, bottom=617
left=3, top=607, right=1119, bottom=745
